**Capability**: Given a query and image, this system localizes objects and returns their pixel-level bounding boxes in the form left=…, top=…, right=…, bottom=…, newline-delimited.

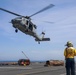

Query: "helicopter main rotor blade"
left=43, top=21, right=54, bottom=24
left=29, top=4, right=55, bottom=17
left=0, top=8, right=22, bottom=16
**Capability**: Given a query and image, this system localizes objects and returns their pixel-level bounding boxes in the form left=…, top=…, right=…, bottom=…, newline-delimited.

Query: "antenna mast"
left=22, top=51, right=29, bottom=59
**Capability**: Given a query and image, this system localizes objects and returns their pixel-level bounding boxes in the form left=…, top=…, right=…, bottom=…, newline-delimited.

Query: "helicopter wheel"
left=15, top=29, right=18, bottom=33
left=38, top=41, right=40, bottom=44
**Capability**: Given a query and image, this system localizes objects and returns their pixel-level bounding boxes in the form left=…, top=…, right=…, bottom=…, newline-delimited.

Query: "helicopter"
left=0, top=4, right=54, bottom=44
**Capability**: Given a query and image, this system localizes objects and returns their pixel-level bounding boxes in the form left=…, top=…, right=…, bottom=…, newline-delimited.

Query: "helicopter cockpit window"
left=14, top=17, right=22, bottom=21
left=19, top=17, right=22, bottom=19
left=15, top=16, right=22, bottom=19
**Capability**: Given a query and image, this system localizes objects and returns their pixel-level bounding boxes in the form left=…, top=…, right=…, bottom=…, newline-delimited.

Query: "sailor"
left=64, top=41, right=76, bottom=75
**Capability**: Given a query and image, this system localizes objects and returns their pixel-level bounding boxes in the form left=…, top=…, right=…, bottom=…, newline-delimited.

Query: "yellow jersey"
left=64, top=47, right=76, bottom=58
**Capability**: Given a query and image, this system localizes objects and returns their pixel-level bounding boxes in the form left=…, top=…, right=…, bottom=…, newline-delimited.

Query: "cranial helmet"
left=65, top=41, right=73, bottom=47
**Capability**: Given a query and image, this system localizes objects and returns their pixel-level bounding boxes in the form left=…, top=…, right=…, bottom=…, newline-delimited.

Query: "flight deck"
left=0, top=62, right=67, bottom=75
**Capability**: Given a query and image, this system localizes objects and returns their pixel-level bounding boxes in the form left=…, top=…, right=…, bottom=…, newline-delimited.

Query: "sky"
left=0, top=0, right=76, bottom=61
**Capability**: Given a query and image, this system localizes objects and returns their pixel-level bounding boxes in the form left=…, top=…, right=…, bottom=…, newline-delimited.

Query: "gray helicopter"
left=0, top=4, right=54, bottom=44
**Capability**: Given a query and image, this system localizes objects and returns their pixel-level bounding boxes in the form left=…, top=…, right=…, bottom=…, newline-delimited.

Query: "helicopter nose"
left=11, top=19, right=15, bottom=23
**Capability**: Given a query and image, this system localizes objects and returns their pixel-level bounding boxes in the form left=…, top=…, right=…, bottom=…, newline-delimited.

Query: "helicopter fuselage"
left=11, top=16, right=49, bottom=43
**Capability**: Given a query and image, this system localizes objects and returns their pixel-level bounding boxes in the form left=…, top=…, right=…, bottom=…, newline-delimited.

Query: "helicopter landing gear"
left=15, top=28, right=18, bottom=33
left=38, top=41, right=40, bottom=44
